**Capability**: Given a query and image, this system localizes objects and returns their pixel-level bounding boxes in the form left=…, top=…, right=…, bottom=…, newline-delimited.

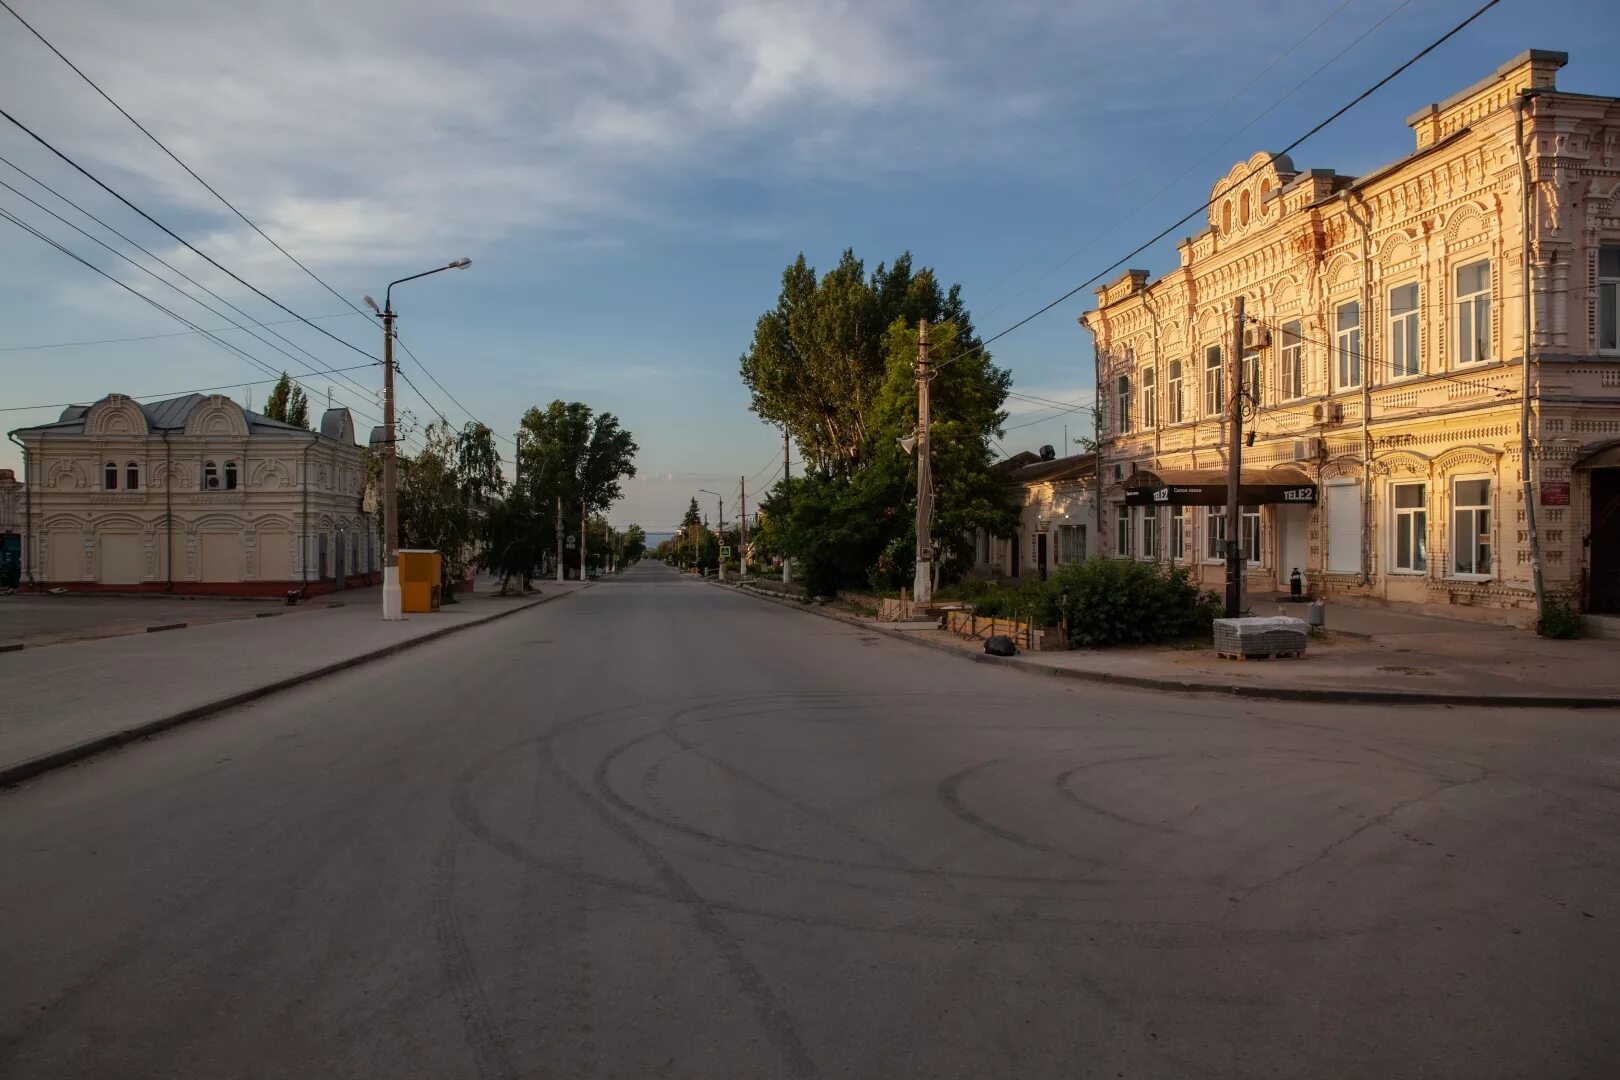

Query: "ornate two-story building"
left=7, top=392, right=378, bottom=594
left=1080, top=50, right=1620, bottom=622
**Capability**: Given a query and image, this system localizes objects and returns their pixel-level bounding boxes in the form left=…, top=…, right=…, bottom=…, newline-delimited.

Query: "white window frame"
left=1167, top=359, right=1184, bottom=423
left=1390, top=481, right=1427, bottom=575
left=1115, top=375, right=1132, bottom=435
left=1240, top=507, right=1262, bottom=568
left=1455, top=260, right=1492, bottom=366
left=224, top=460, right=239, bottom=490
left=1241, top=349, right=1261, bottom=406
left=1203, top=506, right=1227, bottom=564
left=203, top=460, right=220, bottom=490
left=1388, top=282, right=1420, bottom=379
left=1335, top=301, right=1362, bottom=389
left=1114, top=505, right=1132, bottom=559
left=103, top=461, right=119, bottom=491
left=1141, top=366, right=1157, bottom=428
left=1204, top=345, right=1224, bottom=416
left=1171, top=504, right=1185, bottom=562
left=1599, top=244, right=1619, bottom=355
left=1449, top=475, right=1492, bottom=580
left=125, top=461, right=140, bottom=491
left=1137, top=506, right=1158, bottom=560
left=1279, top=320, right=1304, bottom=401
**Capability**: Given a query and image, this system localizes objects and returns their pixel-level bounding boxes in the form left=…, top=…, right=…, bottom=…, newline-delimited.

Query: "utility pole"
left=1224, top=296, right=1246, bottom=619
left=555, top=495, right=564, bottom=583
left=913, top=318, right=934, bottom=604
left=717, top=493, right=725, bottom=582
left=381, top=306, right=401, bottom=620
left=781, top=427, right=792, bottom=585
left=739, top=474, right=748, bottom=576
left=579, top=498, right=587, bottom=581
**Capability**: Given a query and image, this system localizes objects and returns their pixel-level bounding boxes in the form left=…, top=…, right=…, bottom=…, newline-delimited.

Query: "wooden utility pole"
left=781, top=427, right=792, bottom=584
left=1224, top=296, right=1246, bottom=618
left=739, top=474, right=748, bottom=576
left=913, top=318, right=934, bottom=604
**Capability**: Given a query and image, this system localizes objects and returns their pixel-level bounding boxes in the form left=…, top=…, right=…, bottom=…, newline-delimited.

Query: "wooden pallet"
left=1216, top=650, right=1303, bottom=661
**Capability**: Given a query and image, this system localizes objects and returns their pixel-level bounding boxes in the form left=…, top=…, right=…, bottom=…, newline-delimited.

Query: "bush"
left=1052, top=558, right=1219, bottom=647
left=1539, top=594, right=1581, bottom=639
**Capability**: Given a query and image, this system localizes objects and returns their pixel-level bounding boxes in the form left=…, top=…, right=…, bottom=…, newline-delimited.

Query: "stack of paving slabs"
left=1213, top=616, right=1308, bottom=660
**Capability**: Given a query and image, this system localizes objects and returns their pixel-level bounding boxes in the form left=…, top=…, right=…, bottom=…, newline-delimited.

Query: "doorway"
left=1589, top=468, right=1620, bottom=614
left=1275, top=504, right=1310, bottom=594
left=1037, top=533, right=1048, bottom=580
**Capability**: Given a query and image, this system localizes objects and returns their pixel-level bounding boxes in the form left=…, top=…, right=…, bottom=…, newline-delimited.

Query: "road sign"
left=720, top=546, right=732, bottom=558
left=566, top=535, right=577, bottom=549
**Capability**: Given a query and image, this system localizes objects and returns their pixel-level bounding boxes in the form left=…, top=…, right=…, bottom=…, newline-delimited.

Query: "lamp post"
left=699, top=488, right=723, bottom=580
left=364, top=257, right=471, bottom=620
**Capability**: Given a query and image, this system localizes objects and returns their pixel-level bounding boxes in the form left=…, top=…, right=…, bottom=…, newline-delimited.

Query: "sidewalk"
left=0, top=578, right=589, bottom=784
left=727, top=581, right=1620, bottom=707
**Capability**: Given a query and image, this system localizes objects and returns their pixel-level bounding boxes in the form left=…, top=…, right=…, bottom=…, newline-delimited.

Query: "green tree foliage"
left=396, top=422, right=474, bottom=599
left=263, top=372, right=310, bottom=429
left=1053, top=560, right=1222, bottom=647
left=739, top=250, right=978, bottom=476
left=618, top=524, right=647, bottom=565
left=456, top=422, right=504, bottom=507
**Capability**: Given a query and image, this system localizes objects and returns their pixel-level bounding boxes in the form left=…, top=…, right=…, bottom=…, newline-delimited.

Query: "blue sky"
left=3, top=0, right=1618, bottom=532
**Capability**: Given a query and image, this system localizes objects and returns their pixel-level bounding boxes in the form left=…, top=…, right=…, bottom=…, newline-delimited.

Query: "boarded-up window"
left=199, top=533, right=244, bottom=582
left=258, top=531, right=292, bottom=581
left=99, top=533, right=143, bottom=584
left=50, top=531, right=81, bottom=581
left=1326, top=483, right=1361, bottom=574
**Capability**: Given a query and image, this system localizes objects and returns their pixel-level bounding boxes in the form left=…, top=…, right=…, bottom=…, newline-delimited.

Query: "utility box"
left=398, top=549, right=442, bottom=613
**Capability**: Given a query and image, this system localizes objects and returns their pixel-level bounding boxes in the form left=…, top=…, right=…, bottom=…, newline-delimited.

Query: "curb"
left=0, top=585, right=588, bottom=788
left=717, top=581, right=1620, bottom=710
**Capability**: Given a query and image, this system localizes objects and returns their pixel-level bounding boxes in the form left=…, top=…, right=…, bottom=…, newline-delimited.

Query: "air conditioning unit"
left=1243, top=326, right=1272, bottom=350
left=1292, top=437, right=1323, bottom=462
left=1312, top=402, right=1345, bottom=424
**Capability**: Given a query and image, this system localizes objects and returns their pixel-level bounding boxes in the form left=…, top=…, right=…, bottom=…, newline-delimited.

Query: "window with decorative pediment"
left=126, top=462, right=140, bottom=490
left=103, top=462, right=118, bottom=490
left=224, top=461, right=238, bottom=490
left=1599, top=245, right=1619, bottom=354
left=1168, top=360, right=1184, bottom=423
left=1455, top=260, right=1491, bottom=365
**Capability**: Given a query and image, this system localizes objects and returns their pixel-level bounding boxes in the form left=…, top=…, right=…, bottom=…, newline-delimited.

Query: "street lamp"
left=698, top=489, right=724, bottom=580
left=367, top=258, right=472, bottom=620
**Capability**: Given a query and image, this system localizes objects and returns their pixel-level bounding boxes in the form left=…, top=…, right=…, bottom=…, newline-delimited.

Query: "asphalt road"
left=3, top=561, right=1618, bottom=1079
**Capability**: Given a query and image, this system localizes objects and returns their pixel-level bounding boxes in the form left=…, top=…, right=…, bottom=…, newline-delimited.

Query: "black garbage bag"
left=984, top=634, right=1018, bottom=657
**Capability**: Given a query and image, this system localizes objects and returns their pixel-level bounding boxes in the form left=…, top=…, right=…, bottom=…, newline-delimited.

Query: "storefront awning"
left=1123, top=467, right=1317, bottom=507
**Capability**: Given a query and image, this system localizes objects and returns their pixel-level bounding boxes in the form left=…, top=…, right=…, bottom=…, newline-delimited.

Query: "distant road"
left=3, top=558, right=1616, bottom=1078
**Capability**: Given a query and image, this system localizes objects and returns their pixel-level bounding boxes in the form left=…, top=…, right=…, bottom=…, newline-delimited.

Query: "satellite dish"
left=899, top=436, right=918, bottom=455
left=1039, top=444, right=1056, bottom=461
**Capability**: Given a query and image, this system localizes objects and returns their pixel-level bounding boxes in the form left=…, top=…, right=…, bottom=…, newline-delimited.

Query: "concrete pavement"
left=0, top=578, right=589, bottom=784
left=1, top=560, right=1616, bottom=1078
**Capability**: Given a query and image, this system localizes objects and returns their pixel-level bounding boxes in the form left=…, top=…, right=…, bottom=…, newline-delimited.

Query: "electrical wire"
left=974, top=0, right=1367, bottom=319
left=391, top=332, right=518, bottom=448
left=933, top=0, right=1505, bottom=376
left=0, top=0, right=373, bottom=324
left=0, top=103, right=383, bottom=367
left=0, top=155, right=378, bottom=404
left=0, top=364, right=377, bottom=414
left=0, top=312, right=362, bottom=353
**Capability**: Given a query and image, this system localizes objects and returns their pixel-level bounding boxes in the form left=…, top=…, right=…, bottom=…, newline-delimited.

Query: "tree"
left=515, top=401, right=638, bottom=578
left=263, top=372, right=311, bottom=429
left=739, top=250, right=979, bottom=476
left=396, top=421, right=474, bottom=600
left=619, top=524, right=647, bottom=565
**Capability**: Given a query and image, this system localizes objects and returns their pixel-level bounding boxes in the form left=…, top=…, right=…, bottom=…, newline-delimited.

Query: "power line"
left=936, top=0, right=1504, bottom=375
left=974, top=0, right=1366, bottom=319
left=0, top=364, right=377, bottom=414
left=0, top=165, right=383, bottom=427
left=391, top=332, right=518, bottom=448
left=0, top=206, right=392, bottom=438
left=0, top=103, right=384, bottom=369
left=0, top=0, right=374, bottom=324
left=0, top=154, right=378, bottom=405
left=0, top=312, right=362, bottom=353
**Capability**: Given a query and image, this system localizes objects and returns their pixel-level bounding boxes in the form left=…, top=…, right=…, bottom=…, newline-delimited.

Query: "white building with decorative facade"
left=1081, top=50, right=1620, bottom=622
left=7, top=392, right=377, bottom=595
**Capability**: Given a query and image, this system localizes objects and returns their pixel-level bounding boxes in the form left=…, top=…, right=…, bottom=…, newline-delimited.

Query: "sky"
left=3, top=0, right=1619, bottom=533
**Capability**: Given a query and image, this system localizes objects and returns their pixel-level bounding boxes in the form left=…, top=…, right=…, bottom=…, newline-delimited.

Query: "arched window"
left=104, top=462, right=119, bottom=490
left=204, top=460, right=219, bottom=490
left=224, top=461, right=239, bottom=490
left=1221, top=202, right=1232, bottom=234
left=126, top=461, right=140, bottom=490
left=1240, top=191, right=1251, bottom=226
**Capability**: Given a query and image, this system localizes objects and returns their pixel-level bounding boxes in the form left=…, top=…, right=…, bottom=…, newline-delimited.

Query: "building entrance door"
left=1276, top=504, right=1310, bottom=594
left=1588, top=468, right=1620, bottom=614
left=1037, top=533, right=1048, bottom=580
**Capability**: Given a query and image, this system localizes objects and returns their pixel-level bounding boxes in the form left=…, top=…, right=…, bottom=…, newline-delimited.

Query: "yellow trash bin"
left=398, top=549, right=442, bottom=613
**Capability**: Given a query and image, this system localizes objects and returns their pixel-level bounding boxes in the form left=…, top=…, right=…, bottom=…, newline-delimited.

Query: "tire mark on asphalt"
left=938, top=759, right=1114, bottom=866
left=433, top=838, right=519, bottom=1080
left=536, top=727, right=823, bottom=1079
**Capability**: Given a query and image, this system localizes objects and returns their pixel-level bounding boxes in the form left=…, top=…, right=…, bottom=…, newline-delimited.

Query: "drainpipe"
left=7, top=433, right=31, bottom=587
left=1514, top=92, right=1547, bottom=623
left=1344, top=189, right=1375, bottom=585
left=301, top=431, right=320, bottom=591
left=161, top=429, right=173, bottom=591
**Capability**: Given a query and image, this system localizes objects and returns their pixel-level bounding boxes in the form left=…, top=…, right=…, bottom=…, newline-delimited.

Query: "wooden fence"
left=943, top=609, right=1047, bottom=651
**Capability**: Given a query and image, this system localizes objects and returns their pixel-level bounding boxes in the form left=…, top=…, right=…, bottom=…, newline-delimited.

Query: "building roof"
left=997, top=451, right=1097, bottom=486
left=11, top=392, right=347, bottom=441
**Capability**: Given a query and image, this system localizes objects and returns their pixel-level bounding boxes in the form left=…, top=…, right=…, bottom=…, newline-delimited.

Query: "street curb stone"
left=0, top=585, right=588, bottom=788
left=716, top=580, right=1620, bottom=710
